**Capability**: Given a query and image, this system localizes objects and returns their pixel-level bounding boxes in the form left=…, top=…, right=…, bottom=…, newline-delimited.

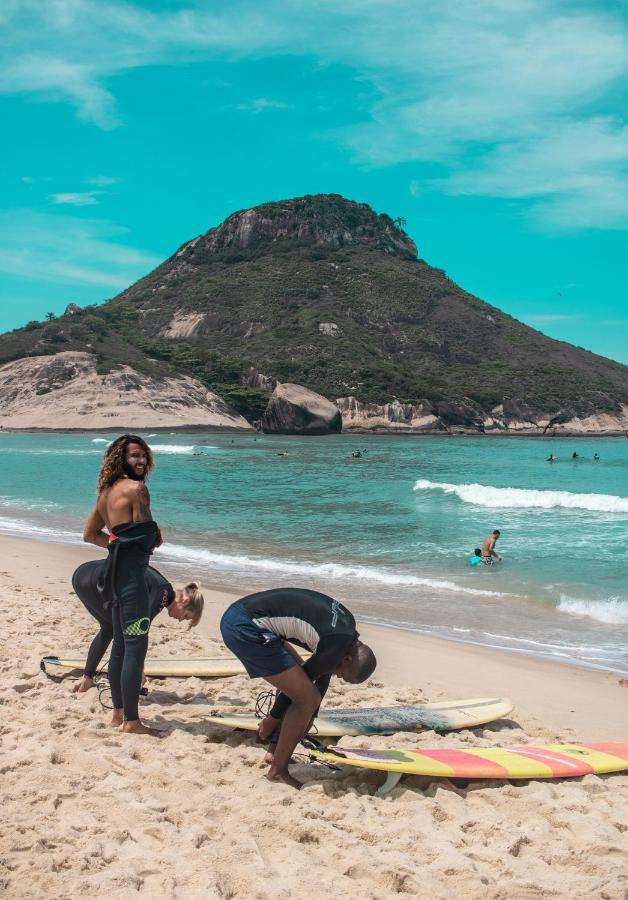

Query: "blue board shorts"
left=220, top=601, right=299, bottom=678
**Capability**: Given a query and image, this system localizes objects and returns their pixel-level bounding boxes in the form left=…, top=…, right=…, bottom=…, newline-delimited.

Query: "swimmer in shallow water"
left=482, top=529, right=502, bottom=562
left=469, top=548, right=483, bottom=566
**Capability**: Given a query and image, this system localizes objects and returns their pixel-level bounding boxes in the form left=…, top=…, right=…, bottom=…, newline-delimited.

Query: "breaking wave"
left=162, top=543, right=508, bottom=597
left=151, top=444, right=196, bottom=454
left=414, top=479, right=628, bottom=513
left=557, top=595, right=628, bottom=625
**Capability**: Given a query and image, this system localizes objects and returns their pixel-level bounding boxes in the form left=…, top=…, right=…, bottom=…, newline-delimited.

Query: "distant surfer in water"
left=482, top=529, right=502, bottom=562
left=220, top=587, right=377, bottom=789
left=83, top=434, right=164, bottom=736
left=71, top=560, right=204, bottom=695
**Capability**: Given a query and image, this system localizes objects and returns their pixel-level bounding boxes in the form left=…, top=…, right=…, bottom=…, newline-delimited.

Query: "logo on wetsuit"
left=124, top=616, right=150, bottom=637
left=330, top=599, right=341, bottom=628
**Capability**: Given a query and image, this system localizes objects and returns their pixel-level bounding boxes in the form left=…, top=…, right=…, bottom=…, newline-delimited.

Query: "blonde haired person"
left=71, top=559, right=204, bottom=695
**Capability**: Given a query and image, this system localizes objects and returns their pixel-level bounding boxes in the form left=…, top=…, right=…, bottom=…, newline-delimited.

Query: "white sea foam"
left=162, top=543, right=507, bottom=597
left=0, top=495, right=60, bottom=512
left=414, top=479, right=628, bottom=513
left=91, top=438, right=109, bottom=444
left=0, top=448, right=98, bottom=456
left=151, top=445, right=196, bottom=454
left=0, top=514, right=79, bottom=543
left=557, top=594, right=628, bottom=625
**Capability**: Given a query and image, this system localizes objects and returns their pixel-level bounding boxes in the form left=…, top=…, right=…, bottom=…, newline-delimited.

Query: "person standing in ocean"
left=83, top=434, right=164, bottom=736
left=482, top=529, right=502, bottom=562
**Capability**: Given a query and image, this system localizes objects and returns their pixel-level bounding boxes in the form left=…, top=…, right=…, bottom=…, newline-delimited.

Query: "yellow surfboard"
left=41, top=654, right=250, bottom=678
left=41, top=650, right=310, bottom=679
left=310, top=742, right=628, bottom=795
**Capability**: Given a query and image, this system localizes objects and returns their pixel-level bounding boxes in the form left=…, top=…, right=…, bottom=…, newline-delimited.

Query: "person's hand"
left=258, top=715, right=281, bottom=742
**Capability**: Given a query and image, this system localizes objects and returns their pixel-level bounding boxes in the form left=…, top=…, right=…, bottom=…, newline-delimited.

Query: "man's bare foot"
left=619, top=678, right=628, bottom=688
left=110, top=709, right=123, bottom=727
left=265, top=768, right=302, bottom=789
left=73, top=675, right=94, bottom=693
left=120, top=719, right=165, bottom=737
left=263, top=749, right=275, bottom=765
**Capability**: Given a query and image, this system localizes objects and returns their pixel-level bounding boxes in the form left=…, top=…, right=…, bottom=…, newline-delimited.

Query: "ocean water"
left=1, top=431, right=627, bottom=674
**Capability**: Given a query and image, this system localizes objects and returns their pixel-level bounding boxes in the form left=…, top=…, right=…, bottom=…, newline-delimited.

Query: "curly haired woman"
left=83, top=434, right=164, bottom=736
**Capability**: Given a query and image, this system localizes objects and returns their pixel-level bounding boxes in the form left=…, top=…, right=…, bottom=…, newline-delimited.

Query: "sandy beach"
left=1, top=534, right=627, bottom=899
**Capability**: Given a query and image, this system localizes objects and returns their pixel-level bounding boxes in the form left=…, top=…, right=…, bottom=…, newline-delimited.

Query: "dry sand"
left=1, top=535, right=627, bottom=899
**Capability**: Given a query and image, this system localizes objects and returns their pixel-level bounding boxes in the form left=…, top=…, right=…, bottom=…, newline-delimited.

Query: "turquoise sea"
left=1, top=431, right=627, bottom=674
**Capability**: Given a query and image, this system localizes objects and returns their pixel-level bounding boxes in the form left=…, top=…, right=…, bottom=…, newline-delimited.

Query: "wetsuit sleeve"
left=269, top=633, right=355, bottom=720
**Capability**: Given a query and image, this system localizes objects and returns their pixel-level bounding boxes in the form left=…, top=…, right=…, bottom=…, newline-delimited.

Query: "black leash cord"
left=255, top=689, right=277, bottom=719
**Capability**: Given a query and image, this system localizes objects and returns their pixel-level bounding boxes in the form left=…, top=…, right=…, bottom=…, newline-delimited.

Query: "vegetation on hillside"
left=1, top=194, right=627, bottom=422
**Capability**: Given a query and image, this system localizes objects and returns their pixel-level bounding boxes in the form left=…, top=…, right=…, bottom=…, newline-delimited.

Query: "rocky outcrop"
left=176, top=194, right=417, bottom=261
left=241, top=368, right=278, bottom=395
left=262, top=383, right=342, bottom=435
left=336, top=396, right=442, bottom=432
left=337, top=394, right=628, bottom=434
left=0, top=352, right=253, bottom=430
left=161, top=311, right=208, bottom=338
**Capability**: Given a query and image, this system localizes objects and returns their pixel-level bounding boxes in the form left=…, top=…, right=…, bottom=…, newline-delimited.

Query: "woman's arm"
left=83, top=505, right=109, bottom=549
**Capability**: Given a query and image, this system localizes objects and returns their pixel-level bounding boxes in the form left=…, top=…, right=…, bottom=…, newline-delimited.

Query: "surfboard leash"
left=299, top=736, right=341, bottom=770
left=254, top=688, right=276, bottom=719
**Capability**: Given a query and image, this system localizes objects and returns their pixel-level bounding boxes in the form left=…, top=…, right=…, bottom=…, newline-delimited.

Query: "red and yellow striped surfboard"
left=311, top=742, right=628, bottom=783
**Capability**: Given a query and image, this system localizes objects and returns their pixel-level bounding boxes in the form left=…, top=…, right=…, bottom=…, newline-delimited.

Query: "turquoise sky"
left=1, top=1, right=627, bottom=363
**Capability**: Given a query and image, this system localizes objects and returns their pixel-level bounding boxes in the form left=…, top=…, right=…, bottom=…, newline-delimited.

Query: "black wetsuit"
left=91, top=520, right=163, bottom=720
left=239, top=587, right=359, bottom=719
left=72, top=559, right=174, bottom=679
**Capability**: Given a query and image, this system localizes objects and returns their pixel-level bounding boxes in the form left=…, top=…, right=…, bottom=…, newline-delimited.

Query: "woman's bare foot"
left=120, top=719, right=165, bottom=737
left=110, top=709, right=123, bottom=727
left=73, top=675, right=94, bottom=693
left=265, top=768, right=302, bottom=789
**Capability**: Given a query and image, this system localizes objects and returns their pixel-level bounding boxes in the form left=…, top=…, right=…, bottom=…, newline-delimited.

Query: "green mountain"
left=2, top=193, right=627, bottom=427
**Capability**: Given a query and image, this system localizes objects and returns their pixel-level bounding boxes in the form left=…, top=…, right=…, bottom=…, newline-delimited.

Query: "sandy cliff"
left=0, top=352, right=253, bottom=430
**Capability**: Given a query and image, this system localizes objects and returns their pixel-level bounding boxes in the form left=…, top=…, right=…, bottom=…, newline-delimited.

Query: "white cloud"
left=433, top=117, right=628, bottom=229
left=525, top=314, right=584, bottom=323
left=49, top=191, right=101, bottom=206
left=86, top=175, right=119, bottom=186
left=237, top=97, right=292, bottom=114
left=2, top=0, right=628, bottom=229
left=0, top=209, right=160, bottom=290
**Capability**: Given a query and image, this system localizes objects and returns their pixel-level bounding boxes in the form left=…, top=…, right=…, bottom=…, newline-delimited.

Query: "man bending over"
left=220, top=587, right=376, bottom=789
